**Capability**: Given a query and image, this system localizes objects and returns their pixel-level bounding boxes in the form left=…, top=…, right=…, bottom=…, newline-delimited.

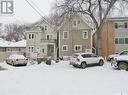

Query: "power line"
left=24, top=0, right=53, bottom=28
left=25, top=0, right=43, bottom=17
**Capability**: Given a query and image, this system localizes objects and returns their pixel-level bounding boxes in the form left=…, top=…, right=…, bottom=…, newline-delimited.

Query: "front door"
left=47, top=45, right=54, bottom=58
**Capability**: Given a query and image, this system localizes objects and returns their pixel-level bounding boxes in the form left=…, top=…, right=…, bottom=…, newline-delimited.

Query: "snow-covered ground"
left=0, top=61, right=128, bottom=95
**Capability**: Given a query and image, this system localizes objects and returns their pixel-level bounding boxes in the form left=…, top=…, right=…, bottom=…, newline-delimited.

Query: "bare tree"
left=4, top=23, right=28, bottom=41
left=55, top=0, right=127, bottom=55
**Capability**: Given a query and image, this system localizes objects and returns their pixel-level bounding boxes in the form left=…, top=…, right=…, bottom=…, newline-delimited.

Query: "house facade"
left=0, top=39, right=26, bottom=61
left=58, top=14, right=92, bottom=57
left=26, top=20, right=57, bottom=59
left=95, top=17, right=128, bottom=57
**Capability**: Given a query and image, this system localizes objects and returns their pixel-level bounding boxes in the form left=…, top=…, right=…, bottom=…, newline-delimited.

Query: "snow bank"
left=0, top=61, right=128, bottom=95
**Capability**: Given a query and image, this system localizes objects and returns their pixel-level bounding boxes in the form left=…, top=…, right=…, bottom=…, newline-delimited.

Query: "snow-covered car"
left=111, top=55, right=128, bottom=71
left=6, top=54, right=28, bottom=66
left=70, top=53, right=104, bottom=69
left=108, top=50, right=128, bottom=61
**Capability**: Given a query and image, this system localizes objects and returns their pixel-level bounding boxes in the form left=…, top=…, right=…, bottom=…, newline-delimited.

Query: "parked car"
left=6, top=54, right=28, bottom=66
left=70, top=53, right=104, bottom=69
left=108, top=50, right=128, bottom=61
left=111, top=55, right=128, bottom=71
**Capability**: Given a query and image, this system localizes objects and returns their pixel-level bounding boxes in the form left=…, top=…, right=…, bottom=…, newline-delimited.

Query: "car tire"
left=118, top=62, right=128, bottom=70
left=81, top=62, right=87, bottom=69
left=73, top=65, right=77, bottom=67
left=99, top=60, right=104, bottom=66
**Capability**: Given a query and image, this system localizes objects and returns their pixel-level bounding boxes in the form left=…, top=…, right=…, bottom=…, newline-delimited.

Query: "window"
left=63, top=31, right=69, bottom=39
left=125, top=38, right=128, bottom=44
left=62, top=45, right=68, bottom=51
left=47, top=34, right=53, bottom=40
left=115, top=23, right=118, bottom=29
left=29, top=34, right=34, bottom=39
left=115, top=38, right=118, bottom=44
left=29, top=47, right=34, bottom=52
left=83, top=31, right=88, bottom=39
left=74, top=45, right=82, bottom=51
left=73, top=19, right=81, bottom=27
left=45, top=26, right=47, bottom=30
left=115, top=22, right=128, bottom=29
left=32, top=34, right=34, bottom=39
left=120, top=51, right=128, bottom=55
left=42, top=49, right=44, bottom=53
left=124, top=23, right=128, bottom=28
left=29, top=34, right=31, bottom=39
left=81, top=54, right=91, bottom=58
left=119, top=38, right=125, bottom=44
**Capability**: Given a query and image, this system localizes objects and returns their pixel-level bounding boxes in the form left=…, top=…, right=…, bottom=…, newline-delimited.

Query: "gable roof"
left=0, top=39, right=26, bottom=48
left=57, top=13, right=92, bottom=30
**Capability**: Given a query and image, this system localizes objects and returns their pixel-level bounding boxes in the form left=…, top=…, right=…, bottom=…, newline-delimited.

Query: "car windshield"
left=120, top=51, right=128, bottom=55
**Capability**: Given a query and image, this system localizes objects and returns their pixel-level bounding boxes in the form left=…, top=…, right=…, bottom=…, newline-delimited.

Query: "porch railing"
left=41, top=39, right=56, bottom=43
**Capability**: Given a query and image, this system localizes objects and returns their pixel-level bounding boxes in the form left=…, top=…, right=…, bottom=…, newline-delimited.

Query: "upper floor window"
left=29, top=34, right=34, bottom=39
left=62, top=45, right=68, bottom=51
left=45, top=26, right=47, bottom=30
left=115, top=38, right=128, bottom=44
left=115, top=22, right=128, bottom=29
left=125, top=38, right=128, bottom=44
left=74, top=45, right=82, bottom=51
left=29, top=34, right=31, bottom=39
left=83, top=31, right=88, bottom=39
left=47, top=34, right=53, bottom=40
left=73, top=19, right=81, bottom=27
left=63, top=31, right=69, bottom=39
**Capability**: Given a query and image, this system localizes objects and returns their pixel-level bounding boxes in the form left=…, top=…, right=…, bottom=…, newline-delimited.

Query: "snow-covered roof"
left=7, top=40, right=26, bottom=48
left=0, top=38, right=13, bottom=47
left=0, top=39, right=26, bottom=48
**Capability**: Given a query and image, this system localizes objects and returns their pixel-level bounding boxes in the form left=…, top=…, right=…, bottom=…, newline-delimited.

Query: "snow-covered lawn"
left=0, top=61, right=128, bottom=95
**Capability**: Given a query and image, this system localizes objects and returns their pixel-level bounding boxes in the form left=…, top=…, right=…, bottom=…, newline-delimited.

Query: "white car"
left=111, top=55, right=128, bottom=71
left=108, top=50, right=128, bottom=61
left=70, top=53, right=104, bottom=69
left=6, top=54, right=28, bottom=66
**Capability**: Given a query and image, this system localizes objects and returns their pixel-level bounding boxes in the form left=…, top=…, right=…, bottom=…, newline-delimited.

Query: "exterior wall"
left=114, top=21, right=128, bottom=53
left=100, top=21, right=115, bottom=57
left=98, top=18, right=128, bottom=57
left=26, top=21, right=57, bottom=59
left=59, top=14, right=92, bottom=57
left=0, top=47, right=26, bottom=62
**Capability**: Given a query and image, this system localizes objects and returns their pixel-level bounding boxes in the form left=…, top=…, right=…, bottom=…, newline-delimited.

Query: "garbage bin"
left=46, top=58, right=51, bottom=65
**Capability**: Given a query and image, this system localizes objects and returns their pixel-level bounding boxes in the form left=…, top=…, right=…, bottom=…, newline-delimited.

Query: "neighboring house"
left=0, top=39, right=26, bottom=61
left=26, top=20, right=56, bottom=59
left=93, top=17, right=128, bottom=57
left=58, top=13, right=92, bottom=57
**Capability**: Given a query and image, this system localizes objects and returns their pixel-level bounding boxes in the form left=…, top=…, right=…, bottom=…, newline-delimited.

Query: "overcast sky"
left=0, top=0, right=56, bottom=24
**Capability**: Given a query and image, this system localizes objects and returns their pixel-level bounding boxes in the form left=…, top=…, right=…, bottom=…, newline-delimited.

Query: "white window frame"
left=62, top=45, right=68, bottom=51
left=63, top=31, right=69, bottom=39
left=74, top=45, right=82, bottom=51
left=82, top=31, right=88, bottom=39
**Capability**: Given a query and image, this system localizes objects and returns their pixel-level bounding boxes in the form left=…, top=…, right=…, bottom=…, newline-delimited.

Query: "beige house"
left=58, top=14, right=92, bottom=57
left=26, top=20, right=57, bottom=59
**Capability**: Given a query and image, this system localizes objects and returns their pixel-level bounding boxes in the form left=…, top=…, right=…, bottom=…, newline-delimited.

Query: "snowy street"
left=0, top=61, right=128, bottom=95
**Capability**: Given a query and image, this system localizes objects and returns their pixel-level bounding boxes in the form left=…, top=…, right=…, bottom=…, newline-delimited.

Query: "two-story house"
left=93, top=17, right=128, bottom=57
left=26, top=20, right=56, bottom=59
left=58, top=14, right=92, bottom=57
